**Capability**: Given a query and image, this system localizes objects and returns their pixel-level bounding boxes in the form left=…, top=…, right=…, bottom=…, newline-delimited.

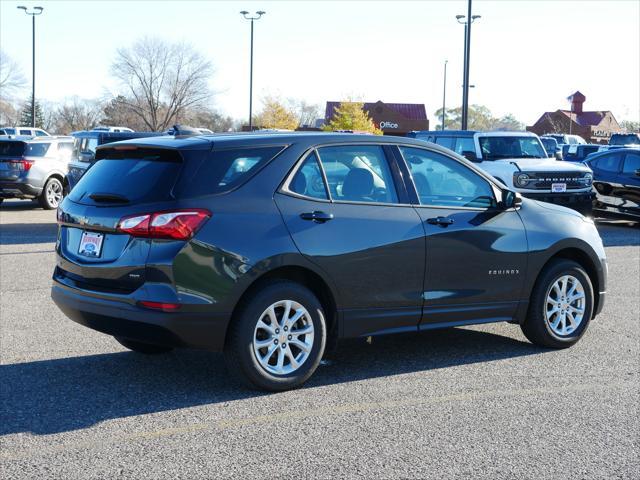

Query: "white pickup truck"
left=408, top=130, right=595, bottom=215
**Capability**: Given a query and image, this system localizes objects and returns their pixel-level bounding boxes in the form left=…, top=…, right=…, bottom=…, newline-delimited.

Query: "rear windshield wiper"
left=88, top=192, right=130, bottom=203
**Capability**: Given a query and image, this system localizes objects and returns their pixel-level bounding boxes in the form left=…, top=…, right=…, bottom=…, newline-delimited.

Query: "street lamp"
left=456, top=5, right=481, bottom=130
left=441, top=60, right=448, bottom=131
left=240, top=10, right=266, bottom=131
left=17, top=5, right=44, bottom=128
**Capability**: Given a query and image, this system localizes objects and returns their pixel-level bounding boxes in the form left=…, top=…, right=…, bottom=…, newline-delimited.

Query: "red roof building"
left=527, top=91, right=622, bottom=144
left=324, top=100, right=429, bottom=136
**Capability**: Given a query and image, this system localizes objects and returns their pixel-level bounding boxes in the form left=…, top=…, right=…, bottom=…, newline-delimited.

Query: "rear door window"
left=68, top=148, right=184, bottom=205
left=434, top=137, right=454, bottom=149
left=316, top=145, right=398, bottom=204
left=454, top=137, right=475, bottom=155
left=174, top=146, right=285, bottom=198
left=19, top=129, right=32, bottom=135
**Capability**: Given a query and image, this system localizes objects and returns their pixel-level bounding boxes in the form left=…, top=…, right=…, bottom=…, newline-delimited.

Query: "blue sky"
left=1, top=0, right=638, bottom=125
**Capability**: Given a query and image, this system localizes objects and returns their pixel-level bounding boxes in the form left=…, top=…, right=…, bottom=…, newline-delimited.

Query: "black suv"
left=52, top=133, right=607, bottom=391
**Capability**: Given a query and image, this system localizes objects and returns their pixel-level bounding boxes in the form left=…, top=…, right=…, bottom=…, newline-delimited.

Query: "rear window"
left=68, top=148, right=183, bottom=205
left=0, top=141, right=26, bottom=156
left=174, top=146, right=285, bottom=198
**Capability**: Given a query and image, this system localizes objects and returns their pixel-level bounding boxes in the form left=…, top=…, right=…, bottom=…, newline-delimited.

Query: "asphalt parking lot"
left=1, top=199, right=639, bottom=479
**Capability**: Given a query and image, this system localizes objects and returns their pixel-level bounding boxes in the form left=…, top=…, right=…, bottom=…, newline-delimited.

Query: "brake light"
left=117, top=209, right=210, bottom=240
left=9, top=158, right=34, bottom=171
left=138, top=301, right=181, bottom=311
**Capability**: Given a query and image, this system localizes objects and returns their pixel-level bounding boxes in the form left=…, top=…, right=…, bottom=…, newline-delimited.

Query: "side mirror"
left=79, top=151, right=94, bottom=163
left=555, top=152, right=563, bottom=161
left=501, top=190, right=522, bottom=209
left=634, top=169, right=640, bottom=178
left=461, top=150, right=479, bottom=162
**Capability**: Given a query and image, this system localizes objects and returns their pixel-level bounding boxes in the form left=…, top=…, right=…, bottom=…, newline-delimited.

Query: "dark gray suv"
left=0, top=136, right=74, bottom=208
left=52, top=133, right=607, bottom=391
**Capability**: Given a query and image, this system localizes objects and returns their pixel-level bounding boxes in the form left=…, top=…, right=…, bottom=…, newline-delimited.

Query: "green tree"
left=433, top=105, right=524, bottom=131
left=19, top=96, right=45, bottom=128
left=620, top=120, right=639, bottom=133
left=322, top=101, right=382, bottom=135
left=254, top=96, right=299, bottom=130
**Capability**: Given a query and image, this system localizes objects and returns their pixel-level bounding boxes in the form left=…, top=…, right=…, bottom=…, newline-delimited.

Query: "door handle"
left=426, top=216, right=454, bottom=227
left=300, top=211, right=334, bottom=223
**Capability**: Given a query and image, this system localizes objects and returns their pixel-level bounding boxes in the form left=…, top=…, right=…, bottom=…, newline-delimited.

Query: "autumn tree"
left=110, top=37, right=214, bottom=131
left=322, top=101, right=382, bottom=135
left=254, top=96, right=299, bottom=130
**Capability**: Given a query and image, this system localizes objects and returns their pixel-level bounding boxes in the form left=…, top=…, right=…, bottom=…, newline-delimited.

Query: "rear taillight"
left=117, top=209, right=210, bottom=240
left=8, top=158, right=34, bottom=171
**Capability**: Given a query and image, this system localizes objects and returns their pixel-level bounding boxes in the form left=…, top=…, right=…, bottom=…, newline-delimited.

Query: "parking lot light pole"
left=456, top=8, right=480, bottom=131
left=17, top=5, right=44, bottom=128
left=240, top=10, right=265, bottom=131
left=441, top=60, right=448, bottom=131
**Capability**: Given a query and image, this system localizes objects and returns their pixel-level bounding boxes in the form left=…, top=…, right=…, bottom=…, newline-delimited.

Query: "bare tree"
left=54, top=97, right=103, bottom=134
left=0, top=50, right=26, bottom=101
left=289, top=99, right=322, bottom=127
left=110, top=37, right=214, bottom=131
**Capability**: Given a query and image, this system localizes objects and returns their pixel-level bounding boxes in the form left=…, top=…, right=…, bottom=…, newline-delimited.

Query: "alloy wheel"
left=253, top=300, right=315, bottom=375
left=46, top=180, right=63, bottom=208
left=544, top=275, right=586, bottom=336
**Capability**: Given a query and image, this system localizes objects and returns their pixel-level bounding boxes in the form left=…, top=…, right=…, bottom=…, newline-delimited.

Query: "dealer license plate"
left=78, top=231, right=104, bottom=258
left=551, top=183, right=567, bottom=193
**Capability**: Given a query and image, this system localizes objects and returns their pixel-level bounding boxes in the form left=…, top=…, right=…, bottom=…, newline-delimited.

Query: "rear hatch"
left=55, top=141, right=285, bottom=296
left=56, top=146, right=188, bottom=294
left=0, top=140, right=27, bottom=181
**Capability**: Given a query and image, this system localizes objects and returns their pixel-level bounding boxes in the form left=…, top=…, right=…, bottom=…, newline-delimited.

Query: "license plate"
left=551, top=183, right=567, bottom=193
left=78, top=231, right=104, bottom=258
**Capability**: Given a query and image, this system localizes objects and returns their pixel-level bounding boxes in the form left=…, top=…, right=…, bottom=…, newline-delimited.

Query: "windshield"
left=478, top=136, right=546, bottom=160
left=610, top=134, right=640, bottom=146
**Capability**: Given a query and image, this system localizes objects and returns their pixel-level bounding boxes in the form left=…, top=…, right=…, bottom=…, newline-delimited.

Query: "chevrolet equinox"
left=52, top=133, right=607, bottom=391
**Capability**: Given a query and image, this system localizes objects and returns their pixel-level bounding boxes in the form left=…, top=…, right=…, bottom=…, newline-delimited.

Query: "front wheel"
left=224, top=281, right=327, bottom=391
left=39, top=177, right=64, bottom=209
left=521, top=259, right=594, bottom=349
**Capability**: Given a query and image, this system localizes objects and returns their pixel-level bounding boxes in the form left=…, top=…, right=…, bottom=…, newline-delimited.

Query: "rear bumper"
left=0, top=181, right=42, bottom=199
left=51, top=281, right=230, bottom=351
left=523, top=191, right=595, bottom=215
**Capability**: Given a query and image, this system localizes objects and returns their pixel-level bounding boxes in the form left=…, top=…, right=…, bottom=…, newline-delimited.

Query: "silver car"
left=0, top=136, right=73, bottom=209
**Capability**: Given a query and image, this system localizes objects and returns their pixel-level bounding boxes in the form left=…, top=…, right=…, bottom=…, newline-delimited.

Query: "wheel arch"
left=538, top=247, right=601, bottom=318
left=225, top=264, right=339, bottom=347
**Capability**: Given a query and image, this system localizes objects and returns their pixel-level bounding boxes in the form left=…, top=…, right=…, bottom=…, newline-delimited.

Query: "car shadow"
left=0, top=223, right=58, bottom=245
left=1, top=327, right=543, bottom=436
left=0, top=200, right=42, bottom=211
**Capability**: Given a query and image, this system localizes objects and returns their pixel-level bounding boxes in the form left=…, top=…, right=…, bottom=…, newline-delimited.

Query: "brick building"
left=527, top=91, right=622, bottom=144
left=324, top=100, right=429, bottom=136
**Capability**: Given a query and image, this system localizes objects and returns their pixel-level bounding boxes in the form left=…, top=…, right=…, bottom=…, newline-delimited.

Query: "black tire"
left=224, top=280, right=327, bottom=391
left=115, top=337, right=174, bottom=354
left=521, top=259, right=594, bottom=349
left=39, top=177, right=64, bottom=210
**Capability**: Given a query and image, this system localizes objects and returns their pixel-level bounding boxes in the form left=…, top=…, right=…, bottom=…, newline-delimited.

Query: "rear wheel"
left=521, top=259, right=593, bottom=348
left=114, top=337, right=174, bottom=354
left=39, top=177, right=63, bottom=209
left=224, top=280, right=327, bottom=391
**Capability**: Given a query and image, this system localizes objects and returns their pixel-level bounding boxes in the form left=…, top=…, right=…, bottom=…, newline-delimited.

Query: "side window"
left=622, top=153, right=640, bottom=175
left=24, top=143, right=51, bottom=157
left=86, top=138, right=99, bottom=154
left=316, top=145, right=398, bottom=204
left=35, top=130, right=48, bottom=137
left=400, top=146, right=495, bottom=209
left=594, top=153, right=622, bottom=173
left=289, top=152, right=329, bottom=200
left=434, top=137, right=454, bottom=149
left=454, top=137, right=475, bottom=155
left=19, top=129, right=32, bottom=135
